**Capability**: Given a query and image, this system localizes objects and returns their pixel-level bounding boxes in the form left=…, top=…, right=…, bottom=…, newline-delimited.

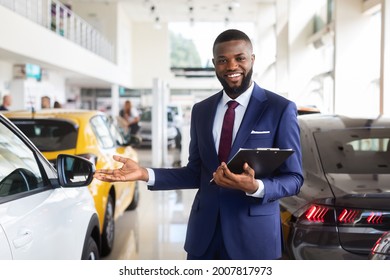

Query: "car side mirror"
left=56, top=154, right=95, bottom=187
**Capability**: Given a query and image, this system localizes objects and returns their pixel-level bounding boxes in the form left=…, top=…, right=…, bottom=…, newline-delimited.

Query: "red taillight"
left=338, top=209, right=360, bottom=223
left=338, top=209, right=384, bottom=225
left=305, top=205, right=330, bottom=222
left=371, top=239, right=381, bottom=253
left=298, top=204, right=334, bottom=225
left=299, top=204, right=390, bottom=227
left=366, top=212, right=383, bottom=224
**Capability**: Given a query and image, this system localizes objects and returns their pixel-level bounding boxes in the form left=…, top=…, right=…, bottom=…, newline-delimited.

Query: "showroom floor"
left=102, top=147, right=197, bottom=260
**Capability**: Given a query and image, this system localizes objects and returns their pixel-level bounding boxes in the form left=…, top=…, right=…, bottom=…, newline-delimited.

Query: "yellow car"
left=4, top=109, right=139, bottom=257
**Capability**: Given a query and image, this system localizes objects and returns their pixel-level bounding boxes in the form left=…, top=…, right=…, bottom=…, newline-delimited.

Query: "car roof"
left=298, top=114, right=390, bottom=131
left=3, top=109, right=106, bottom=125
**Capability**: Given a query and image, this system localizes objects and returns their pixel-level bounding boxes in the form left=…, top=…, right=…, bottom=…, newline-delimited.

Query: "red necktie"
left=218, top=100, right=239, bottom=163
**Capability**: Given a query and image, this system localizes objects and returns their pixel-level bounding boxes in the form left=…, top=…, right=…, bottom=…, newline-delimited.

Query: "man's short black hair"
left=213, top=29, right=252, bottom=53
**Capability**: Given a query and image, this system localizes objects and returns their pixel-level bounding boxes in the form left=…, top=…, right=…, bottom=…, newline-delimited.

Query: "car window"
left=141, top=110, right=151, bottom=122
left=0, top=123, right=43, bottom=197
left=90, top=115, right=115, bottom=148
left=314, top=128, right=390, bottom=174
left=10, top=119, right=78, bottom=151
left=140, top=109, right=174, bottom=123
left=167, top=111, right=174, bottom=122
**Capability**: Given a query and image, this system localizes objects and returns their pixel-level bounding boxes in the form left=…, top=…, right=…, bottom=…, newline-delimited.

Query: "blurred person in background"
left=0, top=94, right=11, bottom=110
left=119, top=100, right=140, bottom=136
left=54, top=101, right=62, bottom=108
left=41, top=96, right=51, bottom=109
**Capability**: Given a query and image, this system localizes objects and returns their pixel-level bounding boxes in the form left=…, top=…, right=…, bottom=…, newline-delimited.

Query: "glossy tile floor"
left=102, top=147, right=197, bottom=260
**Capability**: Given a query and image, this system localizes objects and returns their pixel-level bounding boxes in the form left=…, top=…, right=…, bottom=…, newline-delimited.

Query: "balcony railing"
left=0, top=0, right=114, bottom=62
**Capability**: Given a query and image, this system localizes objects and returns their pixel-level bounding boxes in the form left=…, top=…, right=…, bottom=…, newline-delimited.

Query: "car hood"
left=325, top=173, right=390, bottom=209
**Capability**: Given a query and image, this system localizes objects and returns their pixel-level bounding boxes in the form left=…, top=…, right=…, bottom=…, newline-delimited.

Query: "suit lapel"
left=204, top=91, right=223, bottom=162
left=229, top=84, right=268, bottom=160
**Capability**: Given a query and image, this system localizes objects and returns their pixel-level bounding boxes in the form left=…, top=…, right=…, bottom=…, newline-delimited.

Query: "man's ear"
left=212, top=58, right=215, bottom=66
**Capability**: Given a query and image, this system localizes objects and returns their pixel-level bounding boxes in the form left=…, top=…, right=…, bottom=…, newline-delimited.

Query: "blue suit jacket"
left=149, top=83, right=303, bottom=259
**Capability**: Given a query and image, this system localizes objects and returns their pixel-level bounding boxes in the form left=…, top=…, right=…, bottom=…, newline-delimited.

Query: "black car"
left=280, top=114, right=390, bottom=260
left=369, top=231, right=390, bottom=260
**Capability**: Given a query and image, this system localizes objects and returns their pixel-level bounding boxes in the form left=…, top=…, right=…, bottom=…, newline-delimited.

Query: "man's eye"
left=236, top=56, right=245, bottom=61
left=218, top=59, right=227, bottom=64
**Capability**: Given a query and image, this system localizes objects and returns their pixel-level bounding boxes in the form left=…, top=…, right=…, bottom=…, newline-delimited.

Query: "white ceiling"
left=62, top=0, right=276, bottom=87
left=1, top=0, right=276, bottom=88
left=80, top=0, right=275, bottom=23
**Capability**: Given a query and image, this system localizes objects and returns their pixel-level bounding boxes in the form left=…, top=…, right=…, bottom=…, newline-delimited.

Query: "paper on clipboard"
left=226, top=148, right=294, bottom=178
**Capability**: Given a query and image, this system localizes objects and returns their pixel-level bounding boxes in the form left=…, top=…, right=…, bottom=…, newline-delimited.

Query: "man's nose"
left=226, top=59, right=238, bottom=70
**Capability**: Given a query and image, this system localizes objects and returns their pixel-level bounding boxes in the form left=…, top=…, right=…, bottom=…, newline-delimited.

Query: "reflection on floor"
left=102, top=148, right=197, bottom=260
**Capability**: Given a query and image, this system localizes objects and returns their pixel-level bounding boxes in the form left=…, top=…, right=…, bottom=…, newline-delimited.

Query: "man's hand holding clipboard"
left=226, top=148, right=294, bottom=177
left=211, top=148, right=294, bottom=183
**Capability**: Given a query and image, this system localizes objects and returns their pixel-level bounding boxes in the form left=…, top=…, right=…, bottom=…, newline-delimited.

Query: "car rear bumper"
left=286, top=225, right=368, bottom=260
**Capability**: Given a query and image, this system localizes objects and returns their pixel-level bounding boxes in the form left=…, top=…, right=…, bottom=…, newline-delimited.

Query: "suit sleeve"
left=260, top=101, right=304, bottom=204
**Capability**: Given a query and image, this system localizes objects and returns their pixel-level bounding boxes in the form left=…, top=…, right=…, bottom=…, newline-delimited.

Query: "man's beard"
left=217, top=68, right=253, bottom=98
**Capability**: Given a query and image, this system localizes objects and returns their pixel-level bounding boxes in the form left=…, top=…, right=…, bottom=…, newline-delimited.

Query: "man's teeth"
left=228, top=73, right=240, bottom=78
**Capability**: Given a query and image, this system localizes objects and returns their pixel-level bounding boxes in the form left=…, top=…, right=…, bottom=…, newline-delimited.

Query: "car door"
left=0, top=118, right=88, bottom=259
left=0, top=225, right=12, bottom=259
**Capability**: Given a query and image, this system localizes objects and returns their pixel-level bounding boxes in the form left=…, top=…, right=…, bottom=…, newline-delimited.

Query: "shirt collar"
left=221, top=82, right=254, bottom=108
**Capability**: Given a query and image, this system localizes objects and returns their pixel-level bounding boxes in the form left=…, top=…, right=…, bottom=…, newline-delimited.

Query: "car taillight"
left=337, top=209, right=361, bottom=223
left=370, top=232, right=390, bottom=257
left=77, top=153, right=98, bottom=165
left=305, top=205, right=331, bottom=223
left=341, top=210, right=389, bottom=227
left=298, top=204, right=390, bottom=228
left=299, top=205, right=335, bottom=225
left=371, top=238, right=382, bottom=253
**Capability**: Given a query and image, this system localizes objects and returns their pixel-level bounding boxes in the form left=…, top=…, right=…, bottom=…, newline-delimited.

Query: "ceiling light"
left=154, top=16, right=161, bottom=29
left=224, top=17, right=229, bottom=27
left=143, top=0, right=150, bottom=7
left=231, top=0, right=240, bottom=8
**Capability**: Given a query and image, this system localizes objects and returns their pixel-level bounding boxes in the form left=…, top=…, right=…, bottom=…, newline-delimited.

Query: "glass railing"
left=0, top=0, right=114, bottom=62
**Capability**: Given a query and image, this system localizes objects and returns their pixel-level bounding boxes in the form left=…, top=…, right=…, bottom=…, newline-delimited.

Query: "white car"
left=139, top=107, right=181, bottom=148
left=0, top=113, right=100, bottom=260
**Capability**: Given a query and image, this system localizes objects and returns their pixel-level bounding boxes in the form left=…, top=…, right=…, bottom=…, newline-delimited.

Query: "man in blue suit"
left=94, top=29, right=303, bottom=260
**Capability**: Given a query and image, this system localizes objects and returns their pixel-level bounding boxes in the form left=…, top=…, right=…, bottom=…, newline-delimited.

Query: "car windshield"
left=0, top=120, right=43, bottom=196
left=10, top=119, right=78, bottom=152
left=314, top=128, right=390, bottom=174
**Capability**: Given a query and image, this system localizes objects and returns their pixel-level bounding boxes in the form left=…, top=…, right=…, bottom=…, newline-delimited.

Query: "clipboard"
left=226, top=148, right=294, bottom=178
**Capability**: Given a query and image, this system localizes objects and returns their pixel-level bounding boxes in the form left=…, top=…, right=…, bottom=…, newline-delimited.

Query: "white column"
left=152, top=78, right=169, bottom=167
left=111, top=84, right=120, bottom=119
left=275, top=0, right=289, bottom=98
left=254, top=3, right=276, bottom=90
left=381, top=0, right=390, bottom=114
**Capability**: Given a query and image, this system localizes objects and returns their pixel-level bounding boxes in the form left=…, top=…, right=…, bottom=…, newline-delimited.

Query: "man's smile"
left=225, top=72, right=243, bottom=83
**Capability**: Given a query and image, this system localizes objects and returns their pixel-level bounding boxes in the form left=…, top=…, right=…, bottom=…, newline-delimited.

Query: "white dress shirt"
left=147, top=82, right=264, bottom=198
